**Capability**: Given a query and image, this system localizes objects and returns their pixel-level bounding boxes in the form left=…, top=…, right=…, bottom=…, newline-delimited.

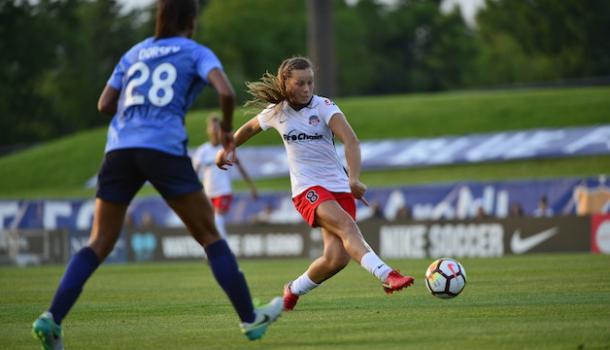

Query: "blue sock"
left=49, top=247, right=100, bottom=324
left=205, top=240, right=255, bottom=323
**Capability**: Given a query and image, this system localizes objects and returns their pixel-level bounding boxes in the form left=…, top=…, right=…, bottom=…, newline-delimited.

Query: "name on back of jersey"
left=138, top=45, right=181, bottom=61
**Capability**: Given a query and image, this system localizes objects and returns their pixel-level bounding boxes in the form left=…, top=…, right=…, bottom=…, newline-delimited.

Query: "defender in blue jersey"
left=32, top=1, right=282, bottom=348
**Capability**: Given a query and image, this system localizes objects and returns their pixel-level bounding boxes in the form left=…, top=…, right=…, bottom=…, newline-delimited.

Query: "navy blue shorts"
left=96, top=148, right=203, bottom=204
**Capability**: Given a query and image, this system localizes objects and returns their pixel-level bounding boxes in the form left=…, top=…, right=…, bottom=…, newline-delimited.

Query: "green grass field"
left=1, top=86, right=609, bottom=199
left=2, top=254, right=609, bottom=349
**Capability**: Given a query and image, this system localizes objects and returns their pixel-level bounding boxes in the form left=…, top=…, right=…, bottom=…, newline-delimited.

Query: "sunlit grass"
left=2, top=254, right=609, bottom=349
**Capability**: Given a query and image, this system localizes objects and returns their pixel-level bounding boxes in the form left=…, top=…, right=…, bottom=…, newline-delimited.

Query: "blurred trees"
left=473, top=0, right=610, bottom=84
left=335, top=0, right=476, bottom=94
left=1, top=0, right=609, bottom=148
left=195, top=0, right=307, bottom=104
left=0, top=0, right=145, bottom=149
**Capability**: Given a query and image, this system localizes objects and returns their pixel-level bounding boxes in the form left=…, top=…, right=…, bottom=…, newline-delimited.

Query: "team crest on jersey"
left=306, top=189, right=319, bottom=203
left=309, top=115, right=320, bottom=126
left=323, top=99, right=336, bottom=106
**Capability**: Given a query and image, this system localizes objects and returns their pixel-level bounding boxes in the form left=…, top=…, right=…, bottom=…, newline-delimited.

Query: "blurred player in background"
left=533, top=195, right=553, bottom=217
left=192, top=115, right=258, bottom=240
left=216, top=56, right=415, bottom=311
left=32, top=0, right=282, bottom=348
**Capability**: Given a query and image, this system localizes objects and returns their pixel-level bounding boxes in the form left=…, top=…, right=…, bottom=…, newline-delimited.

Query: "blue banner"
left=83, top=125, right=610, bottom=187
left=2, top=176, right=608, bottom=231
left=231, top=125, right=610, bottom=180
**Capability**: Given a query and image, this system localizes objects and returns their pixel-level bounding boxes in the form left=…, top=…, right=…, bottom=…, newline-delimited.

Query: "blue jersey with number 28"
left=105, top=36, right=222, bottom=156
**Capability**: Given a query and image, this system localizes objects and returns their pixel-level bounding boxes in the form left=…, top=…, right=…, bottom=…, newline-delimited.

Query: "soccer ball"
left=425, top=258, right=467, bottom=299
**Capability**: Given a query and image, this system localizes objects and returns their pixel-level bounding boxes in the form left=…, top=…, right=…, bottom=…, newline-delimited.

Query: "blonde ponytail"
left=244, top=56, right=313, bottom=110
left=244, top=72, right=284, bottom=109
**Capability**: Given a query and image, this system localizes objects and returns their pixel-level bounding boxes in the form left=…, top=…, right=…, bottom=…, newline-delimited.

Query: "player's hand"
left=218, top=129, right=237, bottom=166
left=215, top=148, right=233, bottom=170
left=349, top=178, right=369, bottom=205
left=221, top=129, right=236, bottom=154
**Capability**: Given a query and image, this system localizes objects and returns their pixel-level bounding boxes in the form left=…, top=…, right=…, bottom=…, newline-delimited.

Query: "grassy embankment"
left=0, top=87, right=608, bottom=199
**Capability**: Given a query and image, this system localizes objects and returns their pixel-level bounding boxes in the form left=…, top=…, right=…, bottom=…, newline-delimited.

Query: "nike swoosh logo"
left=511, top=227, right=558, bottom=254
left=253, top=315, right=271, bottom=327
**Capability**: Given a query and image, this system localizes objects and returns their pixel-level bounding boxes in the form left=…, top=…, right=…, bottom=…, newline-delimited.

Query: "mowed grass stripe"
left=1, top=253, right=609, bottom=349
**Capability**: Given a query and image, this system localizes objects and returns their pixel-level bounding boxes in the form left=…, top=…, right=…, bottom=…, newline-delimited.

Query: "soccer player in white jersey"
left=193, top=115, right=258, bottom=239
left=31, top=1, right=282, bottom=347
left=216, top=57, right=414, bottom=311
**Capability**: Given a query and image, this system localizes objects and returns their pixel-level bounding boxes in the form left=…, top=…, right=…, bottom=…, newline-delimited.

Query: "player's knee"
left=189, top=226, right=222, bottom=247
left=339, top=220, right=361, bottom=240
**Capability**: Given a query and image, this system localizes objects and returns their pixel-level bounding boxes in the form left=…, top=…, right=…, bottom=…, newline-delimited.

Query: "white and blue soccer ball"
left=425, top=258, right=467, bottom=299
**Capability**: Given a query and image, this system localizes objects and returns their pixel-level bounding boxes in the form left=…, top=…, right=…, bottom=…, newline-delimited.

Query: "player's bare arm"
left=234, top=117, right=263, bottom=147
left=216, top=117, right=262, bottom=170
left=207, top=68, right=235, bottom=132
left=328, top=113, right=367, bottom=200
left=208, top=68, right=236, bottom=159
left=97, top=85, right=120, bottom=116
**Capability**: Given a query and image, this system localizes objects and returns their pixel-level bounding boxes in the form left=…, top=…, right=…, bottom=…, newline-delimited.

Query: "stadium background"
left=1, top=0, right=609, bottom=349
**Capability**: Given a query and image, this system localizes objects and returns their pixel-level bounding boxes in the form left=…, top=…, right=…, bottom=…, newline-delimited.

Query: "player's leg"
left=211, top=195, right=232, bottom=240
left=165, top=191, right=223, bottom=245
left=165, top=191, right=281, bottom=339
left=315, top=200, right=414, bottom=294
left=33, top=199, right=128, bottom=349
left=34, top=150, right=140, bottom=349
left=284, top=229, right=349, bottom=310
left=88, top=199, right=129, bottom=259
left=150, top=148, right=281, bottom=339
left=214, top=210, right=228, bottom=239
left=154, top=149, right=282, bottom=339
left=316, top=200, right=369, bottom=259
left=165, top=190, right=252, bottom=317
left=306, top=228, right=351, bottom=283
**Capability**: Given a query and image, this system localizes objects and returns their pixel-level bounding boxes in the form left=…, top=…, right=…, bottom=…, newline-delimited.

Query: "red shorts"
left=292, top=186, right=356, bottom=227
left=210, top=194, right=233, bottom=213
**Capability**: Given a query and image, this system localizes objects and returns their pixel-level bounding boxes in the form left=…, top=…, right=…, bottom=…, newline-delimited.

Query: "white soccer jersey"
left=257, top=95, right=350, bottom=197
left=192, top=142, right=232, bottom=198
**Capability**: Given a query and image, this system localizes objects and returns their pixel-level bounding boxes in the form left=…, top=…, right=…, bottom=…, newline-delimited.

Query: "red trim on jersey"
left=292, top=186, right=356, bottom=227
left=210, top=194, right=233, bottom=213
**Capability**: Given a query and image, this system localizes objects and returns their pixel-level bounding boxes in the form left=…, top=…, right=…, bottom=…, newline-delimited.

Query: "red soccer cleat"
left=383, top=270, right=415, bottom=294
left=283, top=283, right=300, bottom=311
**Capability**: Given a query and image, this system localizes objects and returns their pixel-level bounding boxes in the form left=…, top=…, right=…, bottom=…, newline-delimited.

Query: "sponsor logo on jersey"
left=282, top=129, right=323, bottom=142
left=306, top=190, right=319, bottom=203
left=323, top=99, right=335, bottom=106
left=309, top=115, right=320, bottom=126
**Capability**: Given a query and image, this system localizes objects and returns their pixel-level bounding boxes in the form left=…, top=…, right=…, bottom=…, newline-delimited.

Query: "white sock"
left=360, top=252, right=392, bottom=283
left=289, top=272, right=320, bottom=296
left=214, top=213, right=227, bottom=240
